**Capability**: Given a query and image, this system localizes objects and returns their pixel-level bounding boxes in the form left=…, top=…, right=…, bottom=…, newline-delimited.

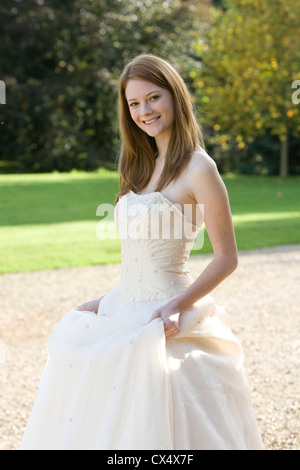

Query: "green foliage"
left=1, top=0, right=299, bottom=176
left=193, top=0, right=300, bottom=175
left=0, top=0, right=209, bottom=173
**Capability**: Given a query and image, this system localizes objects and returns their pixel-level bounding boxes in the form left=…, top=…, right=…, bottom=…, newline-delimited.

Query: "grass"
left=0, top=171, right=299, bottom=273
left=196, top=173, right=300, bottom=254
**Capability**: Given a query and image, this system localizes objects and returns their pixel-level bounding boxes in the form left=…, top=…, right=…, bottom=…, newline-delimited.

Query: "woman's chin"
left=143, top=127, right=162, bottom=138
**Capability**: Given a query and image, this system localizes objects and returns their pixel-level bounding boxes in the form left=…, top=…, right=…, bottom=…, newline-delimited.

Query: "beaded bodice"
left=114, top=191, right=201, bottom=302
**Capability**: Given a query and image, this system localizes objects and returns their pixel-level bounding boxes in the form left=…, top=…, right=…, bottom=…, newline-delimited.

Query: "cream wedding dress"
left=20, top=190, right=263, bottom=450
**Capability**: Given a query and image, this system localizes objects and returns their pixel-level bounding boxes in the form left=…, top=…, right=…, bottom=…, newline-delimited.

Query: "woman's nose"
left=140, top=101, right=152, bottom=116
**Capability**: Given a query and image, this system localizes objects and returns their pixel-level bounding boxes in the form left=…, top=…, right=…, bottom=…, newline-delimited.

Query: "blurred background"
left=1, top=0, right=299, bottom=175
left=0, top=0, right=300, bottom=273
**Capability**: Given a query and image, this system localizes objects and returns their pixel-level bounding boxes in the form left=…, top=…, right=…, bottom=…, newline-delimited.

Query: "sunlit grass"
left=0, top=171, right=299, bottom=273
left=195, top=174, right=300, bottom=253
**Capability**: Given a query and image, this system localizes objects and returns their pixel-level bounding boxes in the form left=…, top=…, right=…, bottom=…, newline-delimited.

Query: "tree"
left=192, top=0, right=300, bottom=176
left=0, top=0, right=211, bottom=173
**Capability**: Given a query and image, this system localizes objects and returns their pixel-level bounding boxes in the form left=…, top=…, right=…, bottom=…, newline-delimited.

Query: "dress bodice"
left=114, top=190, right=201, bottom=302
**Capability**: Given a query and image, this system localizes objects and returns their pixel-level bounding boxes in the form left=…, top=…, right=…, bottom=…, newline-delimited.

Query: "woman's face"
left=125, top=79, right=175, bottom=141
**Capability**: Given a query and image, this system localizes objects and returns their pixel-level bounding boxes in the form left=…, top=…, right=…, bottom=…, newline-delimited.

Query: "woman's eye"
left=129, top=102, right=139, bottom=108
left=150, top=95, right=160, bottom=101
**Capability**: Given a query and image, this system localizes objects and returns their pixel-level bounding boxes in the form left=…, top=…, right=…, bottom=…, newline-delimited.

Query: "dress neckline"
left=129, top=190, right=200, bottom=230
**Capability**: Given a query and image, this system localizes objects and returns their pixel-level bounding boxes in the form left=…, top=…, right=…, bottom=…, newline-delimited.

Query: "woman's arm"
left=148, top=152, right=238, bottom=338
left=172, top=153, right=238, bottom=312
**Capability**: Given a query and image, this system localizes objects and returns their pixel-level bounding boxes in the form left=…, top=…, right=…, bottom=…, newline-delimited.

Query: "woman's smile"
left=142, top=116, right=161, bottom=125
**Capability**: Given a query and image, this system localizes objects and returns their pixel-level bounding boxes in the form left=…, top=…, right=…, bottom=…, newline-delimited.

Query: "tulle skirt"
left=20, top=289, right=263, bottom=450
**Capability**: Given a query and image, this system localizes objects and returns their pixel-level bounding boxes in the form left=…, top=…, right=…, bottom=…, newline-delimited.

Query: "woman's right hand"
left=75, top=295, right=104, bottom=314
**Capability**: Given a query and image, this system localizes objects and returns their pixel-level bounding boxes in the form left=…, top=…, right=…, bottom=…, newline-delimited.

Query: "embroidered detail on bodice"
left=114, top=191, right=201, bottom=302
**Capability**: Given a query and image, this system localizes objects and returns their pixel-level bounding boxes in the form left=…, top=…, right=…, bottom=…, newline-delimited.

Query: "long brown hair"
left=115, top=54, right=204, bottom=205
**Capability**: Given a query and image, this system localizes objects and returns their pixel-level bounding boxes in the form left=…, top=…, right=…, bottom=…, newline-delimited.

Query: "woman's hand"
left=148, top=299, right=181, bottom=339
left=75, top=295, right=104, bottom=314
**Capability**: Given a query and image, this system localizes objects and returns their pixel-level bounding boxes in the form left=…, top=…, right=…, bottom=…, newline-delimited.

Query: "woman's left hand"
left=148, top=301, right=181, bottom=339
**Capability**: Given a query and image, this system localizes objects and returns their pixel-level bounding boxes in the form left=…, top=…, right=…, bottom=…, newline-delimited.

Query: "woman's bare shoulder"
left=183, top=146, right=226, bottom=203
left=187, top=146, right=218, bottom=179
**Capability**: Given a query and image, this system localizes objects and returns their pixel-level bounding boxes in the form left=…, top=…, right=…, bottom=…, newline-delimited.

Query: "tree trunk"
left=280, top=133, right=288, bottom=178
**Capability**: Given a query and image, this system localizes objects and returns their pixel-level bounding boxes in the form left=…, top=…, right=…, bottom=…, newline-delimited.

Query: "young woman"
left=20, top=54, right=263, bottom=450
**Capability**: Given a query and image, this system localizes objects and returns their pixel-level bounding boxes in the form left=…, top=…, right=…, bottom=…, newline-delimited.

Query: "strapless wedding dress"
left=20, top=190, right=263, bottom=450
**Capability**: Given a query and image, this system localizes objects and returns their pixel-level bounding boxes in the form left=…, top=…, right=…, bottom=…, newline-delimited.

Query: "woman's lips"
left=142, top=116, right=161, bottom=125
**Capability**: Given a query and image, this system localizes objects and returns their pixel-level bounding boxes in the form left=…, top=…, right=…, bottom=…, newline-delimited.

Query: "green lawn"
left=197, top=173, right=300, bottom=254
left=0, top=170, right=299, bottom=273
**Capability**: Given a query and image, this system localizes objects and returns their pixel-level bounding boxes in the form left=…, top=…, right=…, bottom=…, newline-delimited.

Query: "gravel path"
left=1, top=244, right=299, bottom=451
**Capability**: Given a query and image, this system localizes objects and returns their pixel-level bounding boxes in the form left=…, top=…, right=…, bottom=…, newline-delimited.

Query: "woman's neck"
left=155, top=135, right=170, bottom=163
